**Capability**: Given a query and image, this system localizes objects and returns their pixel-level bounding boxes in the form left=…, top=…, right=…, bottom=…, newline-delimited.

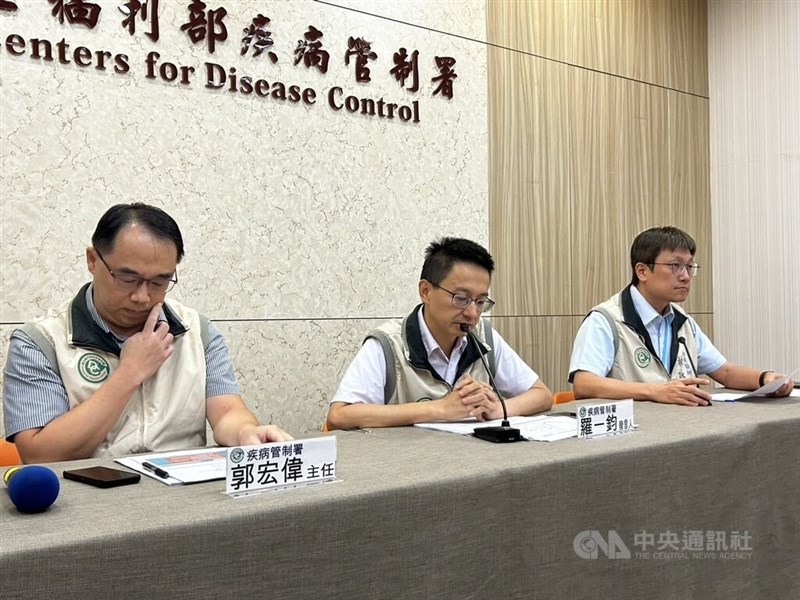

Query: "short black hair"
left=92, top=203, right=185, bottom=263
left=630, top=226, right=696, bottom=285
left=420, top=237, right=494, bottom=284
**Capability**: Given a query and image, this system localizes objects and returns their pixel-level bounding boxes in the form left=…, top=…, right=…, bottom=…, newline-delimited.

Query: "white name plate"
left=577, top=400, right=635, bottom=439
left=225, top=436, right=337, bottom=497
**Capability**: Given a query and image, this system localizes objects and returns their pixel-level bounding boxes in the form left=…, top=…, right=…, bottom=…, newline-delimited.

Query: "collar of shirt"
left=630, top=284, right=675, bottom=369
left=630, top=284, right=674, bottom=329
left=417, top=307, right=468, bottom=366
left=84, top=284, right=167, bottom=345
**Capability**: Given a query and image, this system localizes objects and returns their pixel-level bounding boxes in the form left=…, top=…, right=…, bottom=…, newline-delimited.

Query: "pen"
left=142, top=461, right=170, bottom=479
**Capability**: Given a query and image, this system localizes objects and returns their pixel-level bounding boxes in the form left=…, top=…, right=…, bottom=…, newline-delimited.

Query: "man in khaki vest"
left=326, top=237, right=552, bottom=429
left=3, top=203, right=291, bottom=462
left=568, top=226, right=793, bottom=405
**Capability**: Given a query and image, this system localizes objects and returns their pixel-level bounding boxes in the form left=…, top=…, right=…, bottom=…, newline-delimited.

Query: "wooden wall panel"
left=491, top=316, right=583, bottom=393
left=487, top=0, right=712, bottom=391
left=487, top=0, right=708, bottom=97
left=571, top=71, right=674, bottom=314
left=488, top=51, right=573, bottom=317
left=668, top=91, right=713, bottom=314
left=691, top=314, right=715, bottom=347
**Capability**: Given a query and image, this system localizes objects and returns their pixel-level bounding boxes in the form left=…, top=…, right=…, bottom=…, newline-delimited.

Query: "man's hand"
left=455, top=375, right=503, bottom=421
left=433, top=378, right=497, bottom=422
left=652, top=378, right=712, bottom=406
left=763, top=372, right=794, bottom=397
left=118, top=304, right=174, bottom=385
left=237, top=424, right=294, bottom=445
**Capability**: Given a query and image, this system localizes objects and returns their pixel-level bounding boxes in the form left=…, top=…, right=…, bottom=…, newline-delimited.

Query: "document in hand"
left=414, top=415, right=577, bottom=442
left=116, top=448, right=228, bottom=486
left=712, top=368, right=799, bottom=402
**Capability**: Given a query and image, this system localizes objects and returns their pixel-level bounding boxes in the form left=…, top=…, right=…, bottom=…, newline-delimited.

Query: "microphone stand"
left=678, top=335, right=710, bottom=406
left=460, top=324, right=522, bottom=443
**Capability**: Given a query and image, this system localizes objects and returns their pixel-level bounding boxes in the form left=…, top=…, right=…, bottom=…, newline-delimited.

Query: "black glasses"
left=431, top=282, right=495, bottom=313
left=95, top=249, right=178, bottom=293
left=650, top=262, right=701, bottom=277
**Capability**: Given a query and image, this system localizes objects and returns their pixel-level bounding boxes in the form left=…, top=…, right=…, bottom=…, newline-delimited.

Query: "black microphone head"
left=459, top=323, right=471, bottom=333
left=678, top=336, right=686, bottom=343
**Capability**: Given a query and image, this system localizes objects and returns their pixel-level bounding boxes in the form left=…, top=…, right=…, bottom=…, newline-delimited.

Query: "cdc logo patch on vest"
left=78, top=353, right=111, bottom=383
left=634, top=347, right=651, bottom=368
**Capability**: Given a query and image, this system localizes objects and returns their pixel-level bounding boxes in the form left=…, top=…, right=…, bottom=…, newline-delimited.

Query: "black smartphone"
left=63, top=466, right=141, bottom=488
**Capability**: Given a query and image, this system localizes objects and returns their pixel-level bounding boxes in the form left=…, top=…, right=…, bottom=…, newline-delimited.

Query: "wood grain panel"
left=486, top=0, right=708, bottom=97
left=660, top=0, right=709, bottom=96
left=691, top=313, right=714, bottom=348
left=490, top=316, right=583, bottom=394
left=486, top=0, right=714, bottom=388
left=668, top=90, right=713, bottom=314
left=488, top=49, right=573, bottom=317
left=487, top=0, right=712, bottom=321
left=571, top=71, right=673, bottom=314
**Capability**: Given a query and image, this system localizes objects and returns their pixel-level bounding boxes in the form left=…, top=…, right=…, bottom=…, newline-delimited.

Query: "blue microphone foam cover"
left=7, top=465, right=60, bottom=513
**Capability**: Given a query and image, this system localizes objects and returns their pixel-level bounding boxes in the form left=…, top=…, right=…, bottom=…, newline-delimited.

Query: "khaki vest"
left=367, top=306, right=494, bottom=405
left=30, top=292, right=207, bottom=457
left=592, top=288, right=698, bottom=383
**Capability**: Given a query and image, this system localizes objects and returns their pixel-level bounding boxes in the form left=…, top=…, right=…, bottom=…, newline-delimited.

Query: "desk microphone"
left=460, top=324, right=522, bottom=443
left=678, top=336, right=708, bottom=404
left=3, top=465, right=60, bottom=513
left=677, top=336, right=700, bottom=379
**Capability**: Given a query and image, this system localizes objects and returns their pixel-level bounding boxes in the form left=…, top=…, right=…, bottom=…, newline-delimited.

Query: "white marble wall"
left=0, top=0, right=488, bottom=436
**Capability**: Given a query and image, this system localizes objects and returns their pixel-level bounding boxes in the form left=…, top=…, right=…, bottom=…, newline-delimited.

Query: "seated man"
left=569, top=226, right=793, bottom=405
left=327, top=237, right=552, bottom=429
left=3, top=203, right=291, bottom=463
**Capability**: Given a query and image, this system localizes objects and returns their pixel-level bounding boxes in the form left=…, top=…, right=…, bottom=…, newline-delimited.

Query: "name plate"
left=577, top=400, right=635, bottom=439
left=225, top=436, right=337, bottom=498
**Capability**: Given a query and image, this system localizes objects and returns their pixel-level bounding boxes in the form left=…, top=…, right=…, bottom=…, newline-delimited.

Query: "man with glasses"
left=568, top=226, right=793, bottom=405
left=2, top=203, right=291, bottom=462
left=326, top=237, right=552, bottom=429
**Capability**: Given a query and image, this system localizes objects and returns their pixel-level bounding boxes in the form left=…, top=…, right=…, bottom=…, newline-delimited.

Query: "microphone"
left=677, top=337, right=699, bottom=378
left=678, top=335, right=707, bottom=401
left=460, top=323, right=522, bottom=443
left=3, top=465, right=60, bottom=513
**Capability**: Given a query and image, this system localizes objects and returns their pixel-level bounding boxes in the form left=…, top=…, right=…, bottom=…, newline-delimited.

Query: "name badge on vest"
left=672, top=347, right=695, bottom=380
left=225, top=436, right=337, bottom=498
left=577, top=400, right=635, bottom=439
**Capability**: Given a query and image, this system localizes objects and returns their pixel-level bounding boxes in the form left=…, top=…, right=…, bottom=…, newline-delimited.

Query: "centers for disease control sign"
left=225, top=436, right=337, bottom=498
left=0, top=1, right=462, bottom=125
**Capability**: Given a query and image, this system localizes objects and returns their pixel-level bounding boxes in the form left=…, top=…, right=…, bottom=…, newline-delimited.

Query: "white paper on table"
left=517, top=416, right=578, bottom=441
left=414, top=415, right=544, bottom=435
left=414, top=414, right=577, bottom=442
left=711, top=392, right=745, bottom=402
left=116, top=447, right=227, bottom=485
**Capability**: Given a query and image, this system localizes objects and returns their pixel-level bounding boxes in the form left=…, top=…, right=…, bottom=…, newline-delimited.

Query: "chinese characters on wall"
left=1, top=0, right=459, bottom=121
